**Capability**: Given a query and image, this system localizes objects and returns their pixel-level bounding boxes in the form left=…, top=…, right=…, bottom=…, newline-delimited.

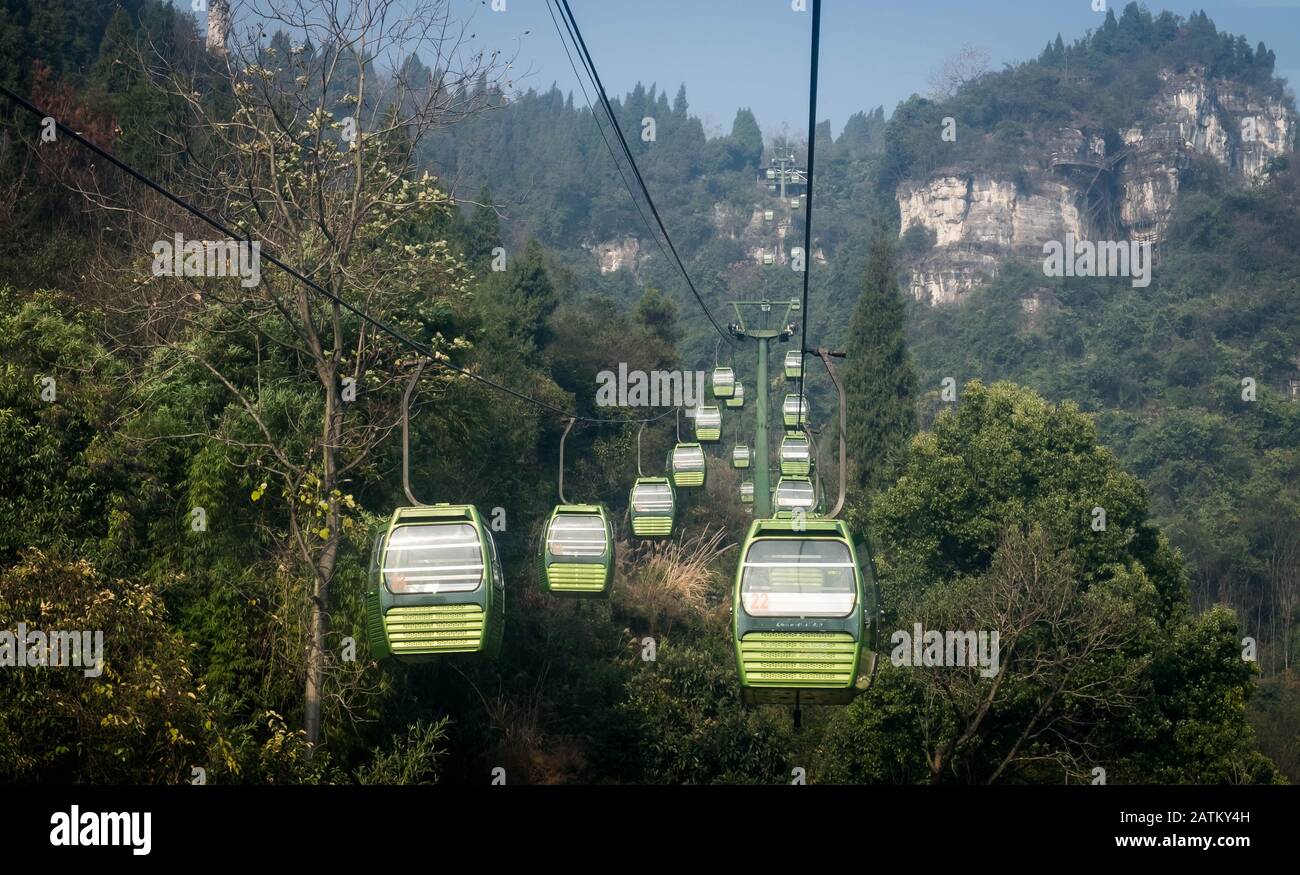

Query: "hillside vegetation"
left=0, top=0, right=1295, bottom=782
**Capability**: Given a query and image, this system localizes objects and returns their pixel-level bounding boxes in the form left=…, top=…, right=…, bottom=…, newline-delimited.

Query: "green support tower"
left=727, top=299, right=800, bottom=518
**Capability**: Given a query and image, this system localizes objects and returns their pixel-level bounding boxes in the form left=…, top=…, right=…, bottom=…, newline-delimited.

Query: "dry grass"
left=614, top=527, right=735, bottom=635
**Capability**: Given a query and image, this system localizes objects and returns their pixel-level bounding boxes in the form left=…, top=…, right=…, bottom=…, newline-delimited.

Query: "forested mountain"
left=421, top=6, right=1300, bottom=773
left=0, top=0, right=1296, bottom=785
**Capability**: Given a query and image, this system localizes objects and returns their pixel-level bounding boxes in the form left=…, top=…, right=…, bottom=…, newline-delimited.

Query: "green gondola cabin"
left=782, top=393, right=810, bottom=429
left=694, top=405, right=722, bottom=442
left=732, top=444, right=751, bottom=469
left=540, top=504, right=614, bottom=597
left=784, top=349, right=803, bottom=380
left=365, top=504, right=505, bottom=663
left=712, top=366, right=736, bottom=398
left=779, top=432, right=812, bottom=476
left=773, top=476, right=816, bottom=516
left=726, top=381, right=745, bottom=409
left=630, top=477, right=676, bottom=538
left=732, top=518, right=869, bottom=706
left=669, top=442, right=707, bottom=488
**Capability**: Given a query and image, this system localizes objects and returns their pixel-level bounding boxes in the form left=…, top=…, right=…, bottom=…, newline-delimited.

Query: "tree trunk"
left=304, top=365, right=342, bottom=749
left=304, top=578, right=325, bottom=746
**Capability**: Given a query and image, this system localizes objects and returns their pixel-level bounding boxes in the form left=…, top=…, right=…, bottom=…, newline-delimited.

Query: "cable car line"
left=544, top=0, right=679, bottom=303
left=795, top=0, right=822, bottom=374
left=4, top=6, right=885, bottom=694
left=0, top=83, right=676, bottom=427
left=728, top=4, right=885, bottom=720
left=555, top=0, right=730, bottom=342
left=556, top=0, right=734, bottom=343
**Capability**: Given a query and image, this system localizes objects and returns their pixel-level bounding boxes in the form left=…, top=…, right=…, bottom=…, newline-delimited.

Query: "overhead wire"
left=544, top=0, right=673, bottom=298
left=557, top=0, right=733, bottom=343
left=0, top=83, right=677, bottom=427
left=797, top=0, right=821, bottom=376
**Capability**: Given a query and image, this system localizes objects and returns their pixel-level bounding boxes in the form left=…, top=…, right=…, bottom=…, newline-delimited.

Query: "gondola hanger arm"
left=816, top=347, right=848, bottom=520
left=636, top=420, right=646, bottom=479
left=558, top=417, right=575, bottom=505
left=401, top=358, right=428, bottom=507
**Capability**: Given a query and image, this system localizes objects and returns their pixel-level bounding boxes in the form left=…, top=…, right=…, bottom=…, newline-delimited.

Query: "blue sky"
left=188, top=1, right=1300, bottom=138
left=446, top=0, right=1300, bottom=138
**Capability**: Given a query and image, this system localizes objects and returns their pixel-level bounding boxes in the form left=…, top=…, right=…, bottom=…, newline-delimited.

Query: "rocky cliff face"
left=898, top=67, right=1297, bottom=306
left=593, top=196, right=812, bottom=278
left=588, top=236, right=642, bottom=274
left=898, top=174, right=1084, bottom=305
left=206, top=0, right=231, bottom=55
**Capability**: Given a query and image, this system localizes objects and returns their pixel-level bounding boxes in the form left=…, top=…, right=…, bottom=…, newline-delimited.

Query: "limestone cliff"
left=588, top=236, right=642, bottom=275
left=898, top=67, right=1296, bottom=305
left=898, top=173, right=1084, bottom=305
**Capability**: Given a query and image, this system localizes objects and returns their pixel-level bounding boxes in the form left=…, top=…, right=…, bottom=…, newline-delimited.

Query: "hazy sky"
left=444, top=0, right=1300, bottom=138
left=188, top=2, right=1300, bottom=138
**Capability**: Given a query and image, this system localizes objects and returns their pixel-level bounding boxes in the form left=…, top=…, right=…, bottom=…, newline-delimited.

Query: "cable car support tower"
left=727, top=298, right=801, bottom=518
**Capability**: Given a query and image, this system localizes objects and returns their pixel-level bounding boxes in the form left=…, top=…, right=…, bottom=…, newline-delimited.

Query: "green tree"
left=618, top=641, right=793, bottom=784
left=89, top=6, right=137, bottom=94
left=729, top=107, right=764, bottom=166
left=0, top=550, right=216, bottom=782
left=855, top=381, right=1277, bottom=783
left=476, top=239, right=558, bottom=355
left=635, top=286, right=679, bottom=346
left=843, top=231, right=916, bottom=506
left=820, top=526, right=1149, bottom=784
left=100, top=3, right=501, bottom=750
left=672, top=83, right=688, bottom=118
left=465, top=186, right=502, bottom=266
left=875, top=381, right=1163, bottom=602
